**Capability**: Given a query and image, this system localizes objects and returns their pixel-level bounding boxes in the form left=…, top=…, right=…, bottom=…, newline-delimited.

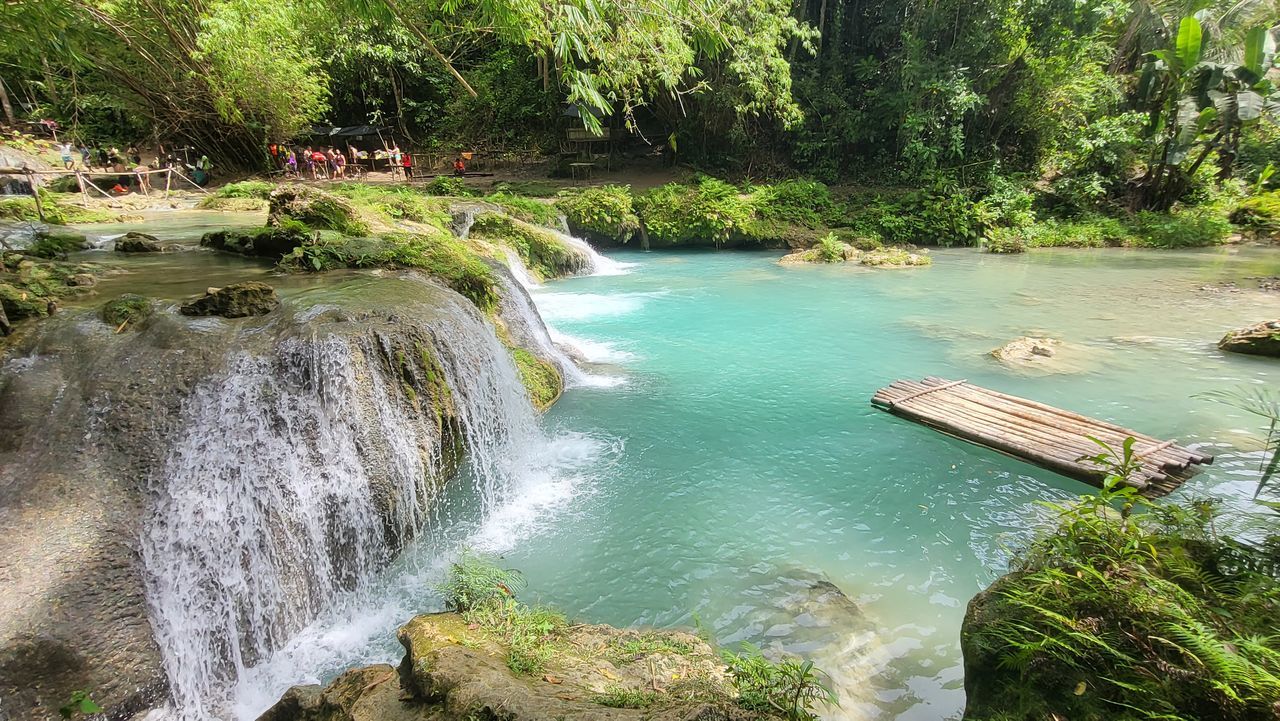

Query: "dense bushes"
left=964, top=451, right=1280, bottom=721
left=556, top=185, right=639, bottom=243
left=1230, top=191, right=1280, bottom=236
left=636, top=178, right=754, bottom=246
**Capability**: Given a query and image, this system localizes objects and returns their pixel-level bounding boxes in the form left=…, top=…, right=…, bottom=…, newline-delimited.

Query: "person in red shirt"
left=453, top=156, right=466, bottom=176
left=310, top=149, right=327, bottom=180
left=401, top=151, right=413, bottom=179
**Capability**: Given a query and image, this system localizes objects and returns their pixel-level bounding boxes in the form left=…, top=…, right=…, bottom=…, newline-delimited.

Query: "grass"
left=607, top=633, right=696, bottom=664
left=0, top=195, right=128, bottom=224
left=591, top=686, right=662, bottom=709
left=485, top=192, right=560, bottom=226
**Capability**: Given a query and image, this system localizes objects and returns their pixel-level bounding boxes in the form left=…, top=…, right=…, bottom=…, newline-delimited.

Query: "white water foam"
left=534, top=291, right=651, bottom=322
left=549, top=329, right=637, bottom=364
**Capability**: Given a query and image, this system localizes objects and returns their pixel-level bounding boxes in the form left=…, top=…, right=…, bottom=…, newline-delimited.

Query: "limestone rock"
left=114, top=232, right=163, bottom=253
left=261, top=612, right=767, bottom=721
left=1218, top=320, right=1280, bottom=358
left=268, top=185, right=369, bottom=235
left=180, top=281, right=279, bottom=318
left=201, top=226, right=311, bottom=259
left=102, top=294, right=154, bottom=329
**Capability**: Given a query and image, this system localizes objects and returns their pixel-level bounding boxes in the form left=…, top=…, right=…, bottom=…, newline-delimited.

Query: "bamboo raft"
left=871, top=376, right=1213, bottom=497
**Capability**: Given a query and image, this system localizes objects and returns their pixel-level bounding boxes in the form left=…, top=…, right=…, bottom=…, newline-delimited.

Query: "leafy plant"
left=556, top=185, right=639, bottom=242
left=1197, top=388, right=1280, bottom=498
left=723, top=643, right=837, bottom=720
left=59, top=691, right=102, bottom=719
left=814, top=233, right=844, bottom=262
left=436, top=550, right=525, bottom=612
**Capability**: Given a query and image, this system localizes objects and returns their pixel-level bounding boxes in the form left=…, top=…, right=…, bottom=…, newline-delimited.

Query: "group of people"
left=55, top=141, right=214, bottom=192
left=265, top=142, right=468, bottom=182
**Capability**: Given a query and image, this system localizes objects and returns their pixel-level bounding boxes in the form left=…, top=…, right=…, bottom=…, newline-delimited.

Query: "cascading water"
left=554, top=214, right=633, bottom=276
left=141, top=281, right=554, bottom=721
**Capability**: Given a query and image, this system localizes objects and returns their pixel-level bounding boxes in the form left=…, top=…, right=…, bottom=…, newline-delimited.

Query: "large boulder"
left=261, top=612, right=765, bottom=721
left=201, top=226, right=312, bottom=259
left=114, top=232, right=163, bottom=253
left=268, top=185, right=369, bottom=236
left=179, top=281, right=279, bottom=318
left=1218, top=320, right=1280, bottom=358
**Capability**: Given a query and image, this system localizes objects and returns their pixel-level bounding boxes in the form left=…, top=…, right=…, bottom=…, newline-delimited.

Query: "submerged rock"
left=101, top=294, right=154, bottom=329
left=114, top=231, right=163, bottom=253
left=778, top=243, right=931, bottom=268
left=1218, top=319, right=1280, bottom=357
left=261, top=612, right=764, bottom=721
left=179, top=281, right=279, bottom=318
left=991, top=336, right=1058, bottom=363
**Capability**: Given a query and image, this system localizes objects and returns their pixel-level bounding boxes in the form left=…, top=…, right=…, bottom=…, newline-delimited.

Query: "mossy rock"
left=201, top=222, right=312, bottom=259
left=268, top=185, right=371, bottom=236
left=470, top=213, right=588, bottom=279
left=512, top=347, right=562, bottom=411
left=179, top=281, right=279, bottom=318
left=114, top=232, right=163, bottom=253
left=279, top=232, right=498, bottom=311
left=1218, top=320, right=1280, bottom=357
left=27, top=229, right=89, bottom=259
left=101, top=294, right=154, bottom=329
left=0, top=253, right=101, bottom=327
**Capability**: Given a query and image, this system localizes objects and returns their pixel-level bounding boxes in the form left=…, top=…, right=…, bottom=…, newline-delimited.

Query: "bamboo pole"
left=25, top=169, right=45, bottom=222
left=74, top=170, right=90, bottom=207
left=169, top=167, right=210, bottom=194
left=164, top=168, right=172, bottom=198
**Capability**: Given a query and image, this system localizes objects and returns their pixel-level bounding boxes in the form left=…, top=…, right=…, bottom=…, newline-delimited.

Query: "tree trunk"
left=0, top=76, right=15, bottom=127
left=817, top=0, right=828, bottom=53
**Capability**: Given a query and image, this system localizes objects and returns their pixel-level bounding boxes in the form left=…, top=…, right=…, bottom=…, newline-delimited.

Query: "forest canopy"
left=0, top=0, right=1278, bottom=205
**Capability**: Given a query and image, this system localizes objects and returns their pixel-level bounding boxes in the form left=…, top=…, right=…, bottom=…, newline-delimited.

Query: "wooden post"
left=24, top=169, right=45, bottom=222
left=164, top=168, right=172, bottom=198
left=75, top=170, right=90, bottom=207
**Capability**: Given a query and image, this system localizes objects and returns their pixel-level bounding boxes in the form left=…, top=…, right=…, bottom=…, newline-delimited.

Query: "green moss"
left=326, top=183, right=452, bottom=229
left=0, top=195, right=127, bottom=225
left=485, top=192, right=560, bottom=226
left=556, top=185, right=640, bottom=242
left=0, top=253, right=100, bottom=324
left=470, top=213, right=586, bottom=279
left=209, top=179, right=274, bottom=199
left=511, top=347, right=561, bottom=410
left=279, top=232, right=499, bottom=311
left=490, top=180, right=561, bottom=198
left=860, top=247, right=931, bottom=266
left=26, top=230, right=87, bottom=259
left=101, top=294, right=153, bottom=329
left=592, top=687, right=661, bottom=709
left=268, top=185, right=372, bottom=236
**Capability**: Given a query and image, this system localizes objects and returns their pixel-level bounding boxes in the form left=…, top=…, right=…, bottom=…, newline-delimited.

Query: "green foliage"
left=423, top=176, right=476, bottom=197
left=1132, top=208, right=1233, bottom=248
left=0, top=195, right=123, bottom=225
left=556, top=185, right=639, bottom=243
left=436, top=552, right=566, bottom=676
left=968, top=436, right=1280, bottom=721
left=845, top=182, right=982, bottom=247
left=608, top=633, right=696, bottom=662
left=58, top=690, right=102, bottom=720
left=591, top=687, right=661, bottom=709
left=1231, top=191, right=1280, bottom=235
left=814, top=233, right=844, bottom=263
left=437, top=551, right=525, bottom=613
left=1197, top=388, right=1280, bottom=498
left=723, top=643, right=837, bottom=720
left=982, top=227, right=1027, bottom=254
left=636, top=179, right=753, bottom=246
left=327, top=184, right=451, bottom=228
left=751, top=180, right=834, bottom=229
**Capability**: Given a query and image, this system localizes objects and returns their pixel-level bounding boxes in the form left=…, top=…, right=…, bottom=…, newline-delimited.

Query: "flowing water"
left=25, top=213, right=1280, bottom=721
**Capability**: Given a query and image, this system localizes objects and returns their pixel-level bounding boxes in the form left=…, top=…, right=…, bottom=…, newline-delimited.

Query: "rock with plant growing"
left=1218, top=320, right=1280, bottom=358
left=260, top=553, right=836, bottom=721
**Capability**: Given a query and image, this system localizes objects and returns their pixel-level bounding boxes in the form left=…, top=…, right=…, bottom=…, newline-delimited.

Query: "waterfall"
left=141, top=283, right=547, bottom=721
left=491, top=262, right=587, bottom=388
left=552, top=215, right=632, bottom=276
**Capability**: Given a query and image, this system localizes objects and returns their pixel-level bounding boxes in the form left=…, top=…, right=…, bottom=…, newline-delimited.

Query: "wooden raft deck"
left=871, top=376, right=1213, bottom=498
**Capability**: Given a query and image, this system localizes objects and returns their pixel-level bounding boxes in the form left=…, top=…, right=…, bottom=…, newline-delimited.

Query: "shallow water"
left=40, top=215, right=1280, bottom=720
